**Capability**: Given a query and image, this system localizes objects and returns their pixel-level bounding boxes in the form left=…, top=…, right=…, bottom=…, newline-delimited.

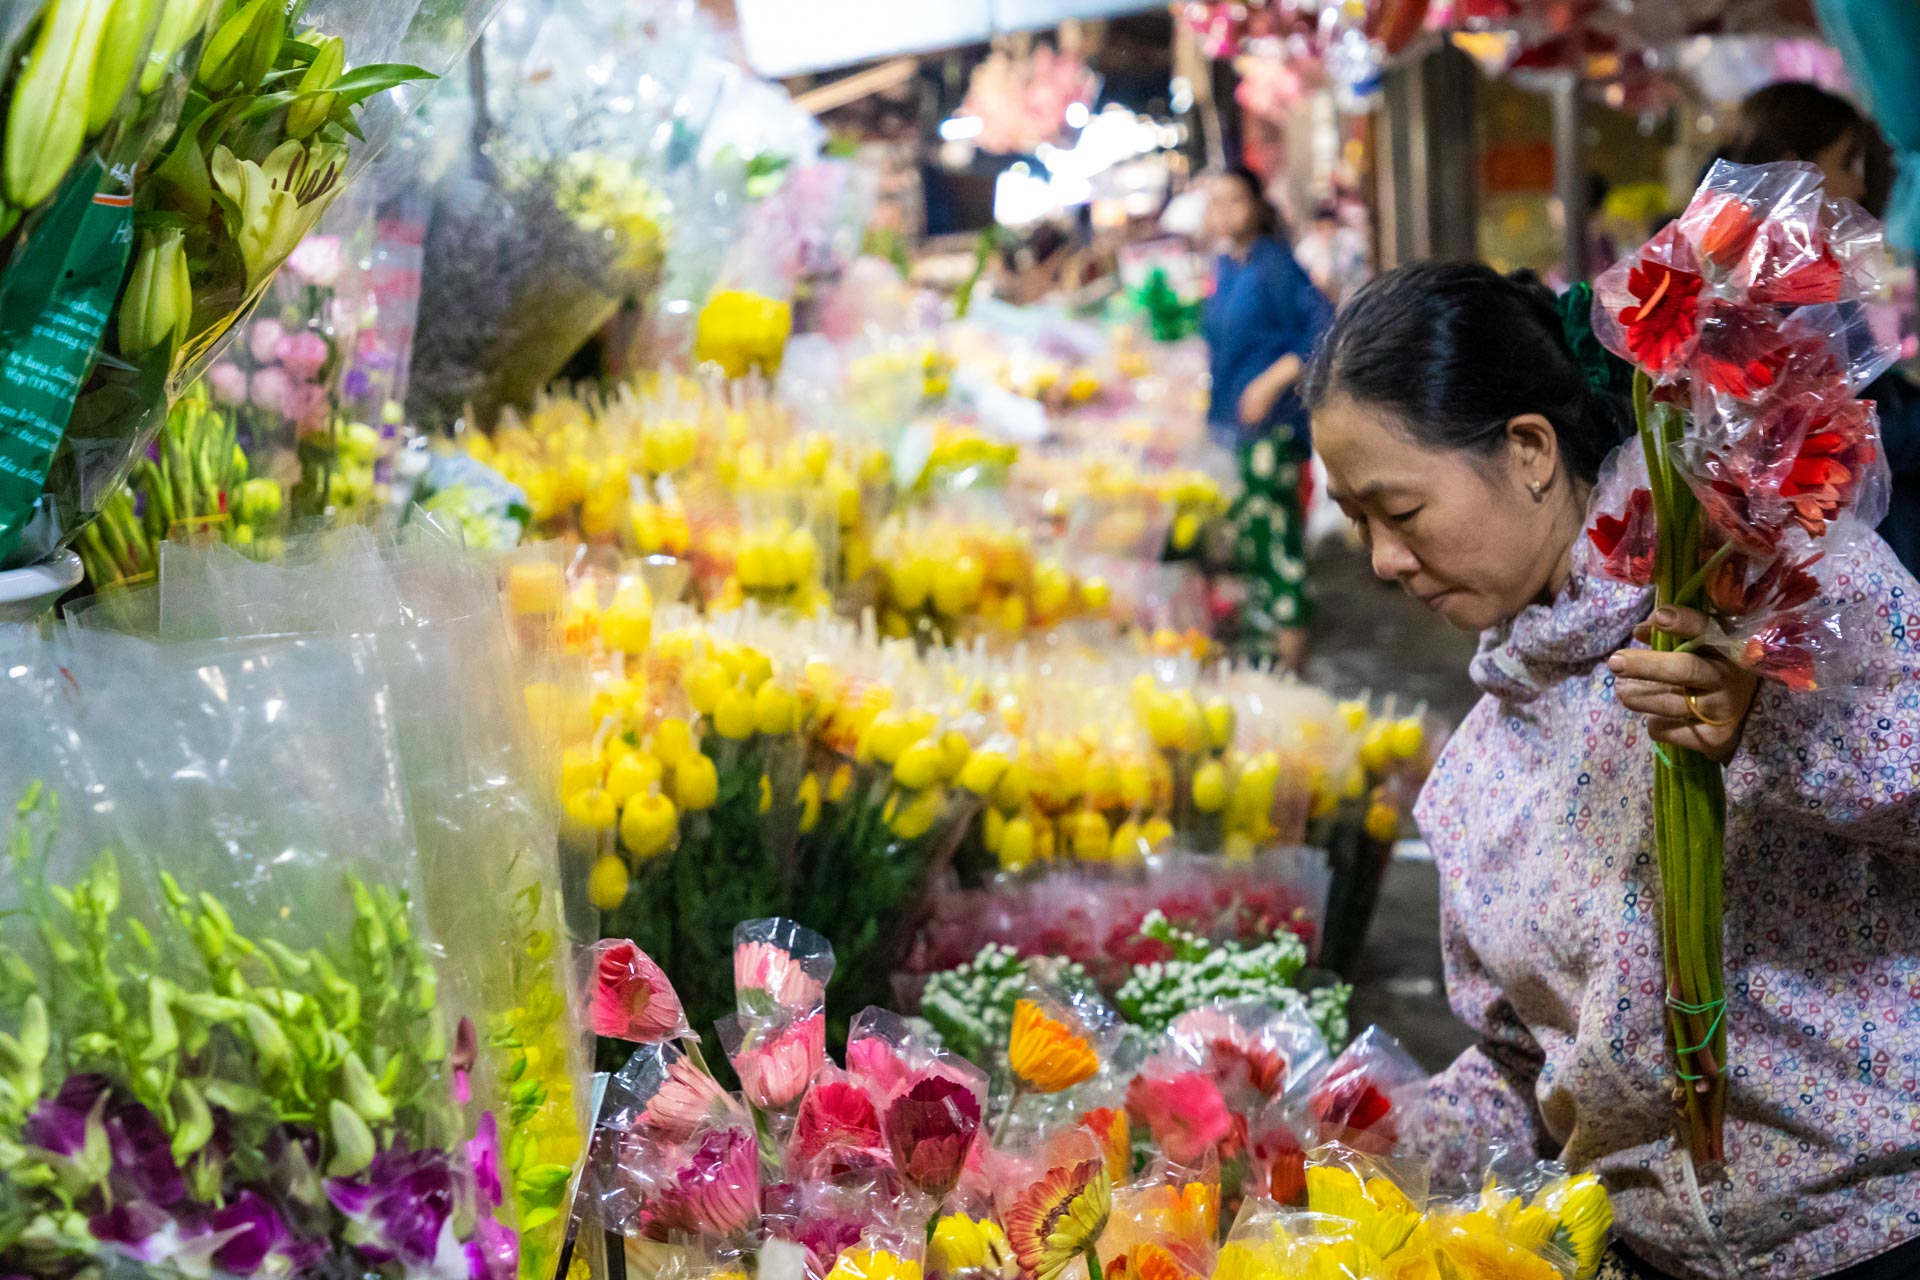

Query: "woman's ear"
left=1503, top=413, right=1561, bottom=497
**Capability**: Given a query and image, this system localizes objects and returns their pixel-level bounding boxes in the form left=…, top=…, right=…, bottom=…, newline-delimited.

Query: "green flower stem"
left=1083, top=1241, right=1103, bottom=1280
left=1632, top=370, right=1728, bottom=1165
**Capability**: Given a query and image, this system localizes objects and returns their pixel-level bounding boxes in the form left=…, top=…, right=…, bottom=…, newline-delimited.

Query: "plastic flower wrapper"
left=2, top=0, right=499, bottom=571
left=1101, top=1161, right=1222, bottom=1280
left=787, top=1065, right=892, bottom=1184
left=1587, top=161, right=1901, bottom=1159
left=1165, top=1001, right=1330, bottom=1120
left=736, top=917, right=836, bottom=1019
left=997, top=978, right=1124, bottom=1143
left=927, top=1209, right=1019, bottom=1280
left=859, top=1014, right=988, bottom=1207
left=1439, top=1153, right=1612, bottom=1280
left=580, top=1041, right=758, bottom=1242
left=126, top=531, right=593, bottom=1279
left=717, top=1008, right=828, bottom=1124
left=762, top=1174, right=925, bottom=1280
left=1287, top=1028, right=1423, bottom=1159
left=583, top=937, right=694, bottom=1044
left=409, top=0, right=771, bottom=426
left=990, top=1127, right=1113, bottom=1280
left=0, top=619, right=512, bottom=1278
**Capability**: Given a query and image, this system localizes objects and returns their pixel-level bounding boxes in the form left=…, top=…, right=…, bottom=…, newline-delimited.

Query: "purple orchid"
left=465, top=1215, right=520, bottom=1280
left=466, top=1113, right=502, bottom=1210
left=27, top=1074, right=186, bottom=1208
left=23, top=1073, right=110, bottom=1156
left=327, top=1143, right=470, bottom=1273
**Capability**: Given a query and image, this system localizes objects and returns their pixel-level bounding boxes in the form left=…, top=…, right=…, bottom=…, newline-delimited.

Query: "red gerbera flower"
left=1742, top=616, right=1824, bottom=692
left=1587, top=487, right=1657, bottom=587
left=1705, top=549, right=1823, bottom=619
left=1779, top=398, right=1879, bottom=537
left=790, top=1078, right=884, bottom=1169
left=1681, top=193, right=1760, bottom=271
left=883, top=1072, right=982, bottom=1199
left=1746, top=219, right=1844, bottom=306
left=1618, top=241, right=1705, bottom=374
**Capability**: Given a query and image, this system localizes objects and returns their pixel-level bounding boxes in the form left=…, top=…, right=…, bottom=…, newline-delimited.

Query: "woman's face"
left=1812, top=130, right=1867, bottom=205
left=1205, top=176, right=1260, bottom=247
left=1315, top=396, right=1573, bottom=632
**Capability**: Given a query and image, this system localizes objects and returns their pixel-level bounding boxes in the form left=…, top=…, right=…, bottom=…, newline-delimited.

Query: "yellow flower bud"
left=892, top=739, right=945, bottom=791
left=714, top=686, right=755, bottom=740
left=938, top=730, right=973, bottom=783
left=998, top=817, right=1035, bottom=870
left=686, top=660, right=730, bottom=717
left=1365, top=800, right=1400, bottom=843
left=621, top=793, right=679, bottom=860
left=1389, top=716, right=1425, bottom=759
left=991, top=758, right=1031, bottom=812
left=886, top=786, right=945, bottom=840
left=1141, top=816, right=1174, bottom=849
left=1203, top=697, right=1237, bottom=753
left=1110, top=820, right=1144, bottom=863
left=564, top=787, right=617, bottom=835
left=827, top=763, right=854, bottom=804
left=587, top=854, right=630, bottom=911
left=652, top=717, right=695, bottom=769
left=607, top=752, right=663, bottom=807
left=959, top=747, right=1009, bottom=797
left=864, top=711, right=916, bottom=766
left=560, top=746, right=603, bottom=797
left=1070, top=810, right=1110, bottom=861
left=675, top=752, right=719, bottom=811
left=1191, top=760, right=1230, bottom=814
left=797, top=774, right=822, bottom=834
left=753, top=681, right=798, bottom=736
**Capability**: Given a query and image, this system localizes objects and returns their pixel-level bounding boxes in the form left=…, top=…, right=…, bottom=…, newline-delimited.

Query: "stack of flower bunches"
left=571, top=923, right=1617, bottom=1280
left=1586, top=160, right=1899, bottom=1161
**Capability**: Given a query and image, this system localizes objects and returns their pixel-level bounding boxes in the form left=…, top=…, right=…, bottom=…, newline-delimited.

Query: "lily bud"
left=196, top=0, right=283, bottom=92
left=140, top=0, right=213, bottom=93
left=118, top=227, right=187, bottom=357
left=88, top=0, right=162, bottom=134
left=3, top=0, right=119, bottom=209
left=286, top=35, right=344, bottom=140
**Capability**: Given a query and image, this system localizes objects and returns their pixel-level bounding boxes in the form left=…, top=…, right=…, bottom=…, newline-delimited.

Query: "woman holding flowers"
left=1301, top=242, right=1920, bottom=1278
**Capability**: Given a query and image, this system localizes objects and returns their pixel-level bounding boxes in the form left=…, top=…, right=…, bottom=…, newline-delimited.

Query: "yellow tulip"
left=959, top=747, right=1009, bottom=797
left=886, top=786, right=945, bottom=840
left=607, top=752, right=663, bottom=807
left=998, top=817, right=1035, bottom=870
left=796, top=773, right=822, bottom=834
left=1191, top=760, right=1229, bottom=813
left=892, top=739, right=945, bottom=791
left=754, top=682, right=798, bottom=736
left=564, top=788, right=617, bottom=835
left=652, top=717, right=694, bottom=768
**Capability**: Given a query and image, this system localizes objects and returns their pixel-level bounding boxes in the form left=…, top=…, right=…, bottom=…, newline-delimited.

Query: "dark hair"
left=1215, top=166, right=1282, bottom=241
left=1727, top=82, right=1864, bottom=167
left=1300, top=260, right=1631, bottom=484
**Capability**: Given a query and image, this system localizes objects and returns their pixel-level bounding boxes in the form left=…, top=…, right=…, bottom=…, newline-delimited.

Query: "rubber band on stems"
left=1666, top=993, right=1726, bottom=1082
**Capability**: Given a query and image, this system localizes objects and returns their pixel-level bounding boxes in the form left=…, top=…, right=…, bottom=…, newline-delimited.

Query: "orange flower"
left=1104, top=1243, right=1195, bottom=1280
left=1078, top=1106, right=1130, bottom=1183
left=1009, top=999, right=1099, bottom=1093
left=1006, top=1158, right=1112, bottom=1280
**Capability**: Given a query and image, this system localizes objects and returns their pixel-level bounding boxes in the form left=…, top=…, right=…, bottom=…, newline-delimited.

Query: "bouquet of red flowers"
left=1587, top=160, right=1899, bottom=1160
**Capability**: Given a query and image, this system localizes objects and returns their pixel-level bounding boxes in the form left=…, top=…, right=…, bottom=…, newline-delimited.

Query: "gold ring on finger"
left=1685, top=691, right=1739, bottom=728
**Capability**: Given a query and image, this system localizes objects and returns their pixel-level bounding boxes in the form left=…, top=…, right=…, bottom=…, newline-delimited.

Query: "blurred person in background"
left=1201, top=166, right=1334, bottom=671
left=1726, top=81, right=1920, bottom=576
left=1293, top=198, right=1372, bottom=306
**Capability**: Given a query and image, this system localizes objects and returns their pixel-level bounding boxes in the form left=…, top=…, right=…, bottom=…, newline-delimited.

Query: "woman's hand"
left=1237, top=354, right=1302, bottom=427
left=1607, top=605, right=1758, bottom=764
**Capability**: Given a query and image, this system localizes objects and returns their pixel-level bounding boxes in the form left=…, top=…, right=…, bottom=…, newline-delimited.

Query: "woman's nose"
left=1369, top=531, right=1419, bottom=581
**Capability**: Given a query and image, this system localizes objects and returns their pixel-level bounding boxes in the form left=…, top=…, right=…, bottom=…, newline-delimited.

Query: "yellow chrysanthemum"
left=1008, top=999, right=1100, bottom=1094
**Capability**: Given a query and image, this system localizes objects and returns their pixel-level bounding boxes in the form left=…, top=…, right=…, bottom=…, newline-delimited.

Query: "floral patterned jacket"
left=1407, top=532, right=1920, bottom=1280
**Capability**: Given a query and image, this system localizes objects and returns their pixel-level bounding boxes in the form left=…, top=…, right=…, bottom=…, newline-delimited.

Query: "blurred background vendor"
left=1202, top=167, right=1334, bottom=671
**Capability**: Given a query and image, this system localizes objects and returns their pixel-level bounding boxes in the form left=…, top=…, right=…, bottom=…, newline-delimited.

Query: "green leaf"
left=326, top=62, right=436, bottom=107
left=89, top=852, right=118, bottom=915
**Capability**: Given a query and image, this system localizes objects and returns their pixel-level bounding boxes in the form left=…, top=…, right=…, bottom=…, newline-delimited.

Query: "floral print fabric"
left=1406, top=531, right=1920, bottom=1280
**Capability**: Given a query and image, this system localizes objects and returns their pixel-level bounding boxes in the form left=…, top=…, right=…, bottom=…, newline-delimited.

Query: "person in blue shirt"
left=1201, top=167, right=1335, bottom=670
